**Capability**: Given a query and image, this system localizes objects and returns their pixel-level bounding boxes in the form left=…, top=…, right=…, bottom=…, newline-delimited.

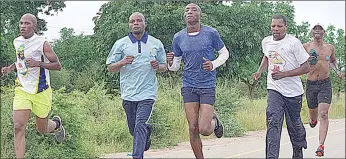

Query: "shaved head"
left=19, top=13, right=37, bottom=38
left=21, top=13, right=37, bottom=26
left=129, top=12, right=146, bottom=25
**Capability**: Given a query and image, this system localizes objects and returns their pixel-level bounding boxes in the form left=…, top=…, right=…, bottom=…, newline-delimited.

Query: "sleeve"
left=212, top=30, right=225, bottom=51
left=172, top=35, right=182, bottom=57
left=293, top=40, right=310, bottom=65
left=106, top=41, right=123, bottom=65
left=156, top=41, right=167, bottom=64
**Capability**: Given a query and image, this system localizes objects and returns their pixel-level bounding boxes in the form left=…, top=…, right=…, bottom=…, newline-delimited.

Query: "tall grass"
left=236, top=92, right=345, bottom=131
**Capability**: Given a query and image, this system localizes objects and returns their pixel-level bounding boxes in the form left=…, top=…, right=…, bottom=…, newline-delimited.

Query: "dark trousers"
left=123, top=99, right=154, bottom=159
left=266, top=90, right=307, bottom=159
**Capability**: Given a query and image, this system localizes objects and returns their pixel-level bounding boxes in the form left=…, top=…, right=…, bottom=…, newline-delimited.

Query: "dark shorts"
left=306, top=78, right=332, bottom=109
left=181, top=87, right=216, bottom=105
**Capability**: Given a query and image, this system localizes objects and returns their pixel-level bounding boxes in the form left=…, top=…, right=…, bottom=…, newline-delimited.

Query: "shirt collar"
left=128, top=32, right=148, bottom=43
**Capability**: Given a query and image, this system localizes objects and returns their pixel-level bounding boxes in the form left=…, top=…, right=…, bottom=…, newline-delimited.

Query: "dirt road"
left=102, top=118, right=345, bottom=158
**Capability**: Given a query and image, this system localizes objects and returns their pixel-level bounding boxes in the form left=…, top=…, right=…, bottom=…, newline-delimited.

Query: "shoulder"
left=286, top=34, right=302, bottom=43
left=261, top=36, right=272, bottom=44
left=148, top=35, right=163, bottom=45
left=325, top=43, right=335, bottom=50
left=173, top=29, right=186, bottom=39
left=302, top=42, right=311, bottom=49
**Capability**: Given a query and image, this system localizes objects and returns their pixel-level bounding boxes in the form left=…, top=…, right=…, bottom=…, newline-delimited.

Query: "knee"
left=199, top=125, right=212, bottom=136
left=267, top=115, right=281, bottom=128
left=14, top=122, right=26, bottom=135
left=319, top=110, right=328, bottom=120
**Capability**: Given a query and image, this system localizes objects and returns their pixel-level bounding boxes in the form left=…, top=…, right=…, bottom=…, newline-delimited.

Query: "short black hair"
left=272, top=14, right=287, bottom=26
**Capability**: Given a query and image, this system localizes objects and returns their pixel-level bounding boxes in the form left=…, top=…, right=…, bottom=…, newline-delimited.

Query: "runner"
left=1, top=13, right=65, bottom=158
left=166, top=3, right=229, bottom=159
left=106, top=12, right=167, bottom=159
left=252, top=14, right=310, bottom=159
left=303, top=23, right=345, bottom=157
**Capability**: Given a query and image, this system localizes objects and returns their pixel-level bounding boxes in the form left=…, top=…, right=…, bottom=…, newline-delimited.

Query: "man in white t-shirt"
left=252, top=14, right=310, bottom=159
left=1, top=13, right=64, bottom=158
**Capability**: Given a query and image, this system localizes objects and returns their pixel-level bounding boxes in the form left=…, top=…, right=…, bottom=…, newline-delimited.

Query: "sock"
left=54, top=119, right=60, bottom=130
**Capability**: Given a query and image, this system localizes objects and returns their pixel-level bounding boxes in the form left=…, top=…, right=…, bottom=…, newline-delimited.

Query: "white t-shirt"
left=262, top=34, right=309, bottom=97
left=13, top=34, right=51, bottom=94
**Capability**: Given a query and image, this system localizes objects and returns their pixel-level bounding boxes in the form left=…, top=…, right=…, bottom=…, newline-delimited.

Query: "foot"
left=52, top=116, right=65, bottom=143
left=309, top=119, right=318, bottom=128
left=213, top=112, right=224, bottom=138
left=292, top=147, right=303, bottom=159
left=316, top=144, right=324, bottom=157
left=144, top=124, right=152, bottom=151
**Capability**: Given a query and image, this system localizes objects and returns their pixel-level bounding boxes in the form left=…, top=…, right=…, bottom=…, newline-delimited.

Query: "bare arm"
left=257, top=55, right=268, bottom=74
left=41, top=41, right=62, bottom=70
left=285, top=61, right=310, bottom=77
left=107, top=62, right=125, bottom=73
left=329, top=45, right=340, bottom=73
left=7, top=63, right=16, bottom=71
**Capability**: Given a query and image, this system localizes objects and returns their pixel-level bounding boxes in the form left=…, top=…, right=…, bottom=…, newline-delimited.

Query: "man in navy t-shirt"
left=167, top=3, right=230, bottom=158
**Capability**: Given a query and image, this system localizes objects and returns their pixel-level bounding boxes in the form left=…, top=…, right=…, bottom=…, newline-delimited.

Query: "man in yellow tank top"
left=1, top=13, right=65, bottom=158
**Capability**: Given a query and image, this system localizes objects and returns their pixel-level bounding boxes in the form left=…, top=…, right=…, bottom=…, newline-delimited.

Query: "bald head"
left=129, top=12, right=146, bottom=25
left=129, top=12, right=146, bottom=35
left=21, top=13, right=37, bottom=26
left=19, top=13, right=37, bottom=38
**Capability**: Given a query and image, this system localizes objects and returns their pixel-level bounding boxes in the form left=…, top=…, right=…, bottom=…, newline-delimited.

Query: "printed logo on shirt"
left=16, top=44, right=29, bottom=76
left=268, top=50, right=286, bottom=72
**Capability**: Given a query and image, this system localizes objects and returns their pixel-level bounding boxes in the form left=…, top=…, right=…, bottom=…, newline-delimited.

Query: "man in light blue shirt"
left=106, top=12, right=167, bottom=159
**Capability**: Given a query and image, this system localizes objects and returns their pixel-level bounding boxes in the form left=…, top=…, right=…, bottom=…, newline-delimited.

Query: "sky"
left=38, top=1, right=345, bottom=41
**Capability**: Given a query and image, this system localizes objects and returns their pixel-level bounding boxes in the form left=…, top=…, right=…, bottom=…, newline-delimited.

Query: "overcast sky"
left=38, top=1, right=345, bottom=41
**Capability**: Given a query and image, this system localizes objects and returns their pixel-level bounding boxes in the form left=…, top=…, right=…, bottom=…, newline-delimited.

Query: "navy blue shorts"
left=181, top=87, right=216, bottom=105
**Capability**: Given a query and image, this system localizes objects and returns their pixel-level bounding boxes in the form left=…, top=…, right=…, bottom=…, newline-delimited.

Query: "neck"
left=313, top=38, right=324, bottom=47
left=273, top=33, right=286, bottom=41
left=133, top=32, right=144, bottom=40
left=23, top=32, right=35, bottom=39
left=187, top=23, right=201, bottom=33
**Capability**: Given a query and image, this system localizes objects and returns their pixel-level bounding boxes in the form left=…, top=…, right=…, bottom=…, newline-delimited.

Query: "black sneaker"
left=144, top=124, right=152, bottom=151
left=52, top=116, right=65, bottom=143
left=213, top=112, right=223, bottom=138
left=293, top=147, right=303, bottom=159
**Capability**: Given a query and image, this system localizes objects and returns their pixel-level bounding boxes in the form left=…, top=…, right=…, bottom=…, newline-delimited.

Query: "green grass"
left=236, top=93, right=345, bottom=131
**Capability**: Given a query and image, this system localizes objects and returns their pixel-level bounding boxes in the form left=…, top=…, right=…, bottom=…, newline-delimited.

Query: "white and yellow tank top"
left=14, top=34, right=50, bottom=94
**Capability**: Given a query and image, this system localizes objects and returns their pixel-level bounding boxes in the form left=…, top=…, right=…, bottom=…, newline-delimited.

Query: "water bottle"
left=309, top=49, right=318, bottom=65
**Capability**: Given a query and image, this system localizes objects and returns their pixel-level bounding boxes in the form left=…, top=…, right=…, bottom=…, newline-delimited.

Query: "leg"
left=32, top=87, right=65, bottom=142
left=318, top=103, right=330, bottom=145
left=181, top=87, right=204, bottom=159
left=35, top=116, right=57, bottom=134
left=185, top=102, right=203, bottom=159
left=13, top=110, right=31, bottom=159
left=122, top=100, right=137, bottom=136
left=198, top=88, right=218, bottom=137
left=306, top=82, right=319, bottom=127
left=315, top=79, right=332, bottom=156
left=199, top=104, right=215, bottom=136
left=266, top=90, right=285, bottom=159
left=283, top=95, right=307, bottom=159
left=132, top=99, right=154, bottom=159
left=317, top=80, right=332, bottom=146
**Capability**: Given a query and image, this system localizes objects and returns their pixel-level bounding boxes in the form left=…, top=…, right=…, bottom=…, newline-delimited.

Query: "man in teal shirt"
left=106, top=12, right=167, bottom=159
